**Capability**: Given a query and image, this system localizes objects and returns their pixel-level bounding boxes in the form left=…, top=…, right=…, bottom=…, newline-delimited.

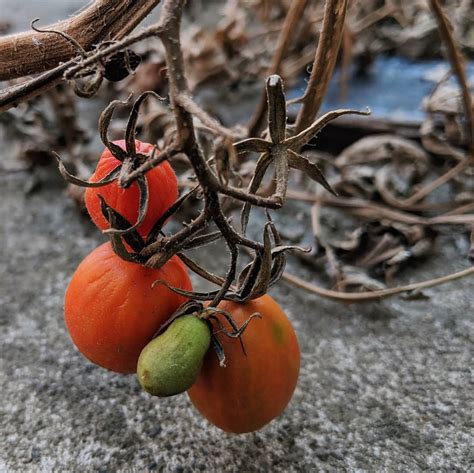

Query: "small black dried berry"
left=104, top=50, right=141, bottom=82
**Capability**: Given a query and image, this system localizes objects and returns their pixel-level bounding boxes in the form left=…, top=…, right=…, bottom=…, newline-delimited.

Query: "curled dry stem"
left=283, top=266, right=474, bottom=303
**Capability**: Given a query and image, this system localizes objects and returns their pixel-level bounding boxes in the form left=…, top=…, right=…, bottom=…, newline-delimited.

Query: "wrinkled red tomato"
left=64, top=242, right=192, bottom=374
left=84, top=140, right=177, bottom=237
left=188, top=295, right=300, bottom=433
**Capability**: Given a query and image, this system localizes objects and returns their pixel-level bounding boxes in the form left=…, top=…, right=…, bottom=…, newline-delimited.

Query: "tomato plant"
left=64, top=242, right=192, bottom=374
left=187, top=295, right=300, bottom=433
left=84, top=140, right=178, bottom=237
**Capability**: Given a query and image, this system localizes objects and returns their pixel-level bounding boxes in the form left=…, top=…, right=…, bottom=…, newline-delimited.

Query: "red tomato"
left=64, top=242, right=192, bottom=374
left=84, top=140, right=177, bottom=237
left=187, top=295, right=300, bottom=433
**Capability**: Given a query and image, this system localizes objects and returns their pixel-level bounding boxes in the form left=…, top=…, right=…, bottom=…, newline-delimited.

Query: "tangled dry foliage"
left=0, top=0, right=473, bottom=306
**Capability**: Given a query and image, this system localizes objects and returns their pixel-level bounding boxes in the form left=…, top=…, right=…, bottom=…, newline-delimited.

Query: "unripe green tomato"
left=137, top=315, right=211, bottom=397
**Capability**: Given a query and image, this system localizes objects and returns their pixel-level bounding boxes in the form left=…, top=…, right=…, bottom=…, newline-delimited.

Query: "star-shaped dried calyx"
left=155, top=300, right=262, bottom=366
left=153, top=214, right=309, bottom=303
left=95, top=185, right=212, bottom=265
left=233, top=74, right=370, bottom=233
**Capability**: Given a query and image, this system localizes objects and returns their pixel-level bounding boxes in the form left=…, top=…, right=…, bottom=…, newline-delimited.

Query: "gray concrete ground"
left=1, top=167, right=473, bottom=472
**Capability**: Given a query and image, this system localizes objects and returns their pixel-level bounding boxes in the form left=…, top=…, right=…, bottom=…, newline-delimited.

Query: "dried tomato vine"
left=1, top=0, right=472, bottom=307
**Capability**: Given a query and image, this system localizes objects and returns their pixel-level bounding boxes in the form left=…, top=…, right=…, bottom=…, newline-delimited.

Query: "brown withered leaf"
left=322, top=220, right=435, bottom=285
left=335, top=134, right=429, bottom=168
left=216, top=0, right=249, bottom=58
left=123, top=61, right=167, bottom=95
left=182, top=26, right=233, bottom=90
left=333, top=265, right=387, bottom=293
left=335, top=135, right=430, bottom=204
left=422, top=81, right=472, bottom=153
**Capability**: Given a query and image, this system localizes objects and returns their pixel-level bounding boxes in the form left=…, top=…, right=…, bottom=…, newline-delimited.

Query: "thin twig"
left=294, top=0, right=349, bottom=134
left=248, top=0, right=309, bottom=136
left=351, top=1, right=398, bottom=34
left=401, top=158, right=472, bottom=206
left=176, top=94, right=242, bottom=141
left=282, top=266, right=474, bottom=303
left=286, top=190, right=474, bottom=226
left=429, top=0, right=474, bottom=154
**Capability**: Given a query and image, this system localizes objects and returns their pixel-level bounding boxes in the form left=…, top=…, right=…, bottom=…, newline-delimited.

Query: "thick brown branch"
left=0, top=0, right=161, bottom=81
left=0, top=64, right=67, bottom=112
left=157, top=0, right=218, bottom=192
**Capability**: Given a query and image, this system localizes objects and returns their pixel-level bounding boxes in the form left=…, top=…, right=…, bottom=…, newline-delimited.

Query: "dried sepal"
left=98, top=195, right=144, bottom=253
left=214, top=138, right=239, bottom=186
left=211, top=333, right=227, bottom=367
left=273, top=147, right=289, bottom=202
left=152, top=300, right=206, bottom=338
left=266, top=244, right=309, bottom=288
left=233, top=220, right=308, bottom=301
left=240, top=151, right=273, bottom=233
left=155, top=233, right=239, bottom=304
left=266, top=74, right=287, bottom=144
left=233, top=138, right=271, bottom=154
left=287, top=149, right=336, bottom=195
left=206, top=308, right=261, bottom=358
left=146, top=185, right=200, bottom=244
left=103, top=174, right=149, bottom=235
left=178, top=253, right=226, bottom=286
left=285, top=108, right=371, bottom=150
left=98, top=96, right=133, bottom=161
left=209, top=241, right=239, bottom=306
left=182, top=231, right=222, bottom=250
left=125, top=90, right=165, bottom=157
left=235, top=252, right=261, bottom=295
left=212, top=311, right=262, bottom=339
left=235, top=79, right=365, bottom=242
left=239, top=224, right=274, bottom=300
left=151, top=278, right=219, bottom=301
left=55, top=152, right=120, bottom=187
left=105, top=206, right=141, bottom=263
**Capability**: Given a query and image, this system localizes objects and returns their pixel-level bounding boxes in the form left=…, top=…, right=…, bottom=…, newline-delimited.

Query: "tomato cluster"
left=65, top=140, right=189, bottom=373
left=64, top=140, right=300, bottom=433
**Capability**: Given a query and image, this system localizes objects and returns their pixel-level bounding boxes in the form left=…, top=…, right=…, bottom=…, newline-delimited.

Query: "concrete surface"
left=1, top=167, right=473, bottom=472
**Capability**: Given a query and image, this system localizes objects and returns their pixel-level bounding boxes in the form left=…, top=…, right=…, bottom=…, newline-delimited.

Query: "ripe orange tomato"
left=187, top=295, right=300, bottom=433
left=84, top=140, right=177, bottom=237
left=64, top=242, right=192, bottom=374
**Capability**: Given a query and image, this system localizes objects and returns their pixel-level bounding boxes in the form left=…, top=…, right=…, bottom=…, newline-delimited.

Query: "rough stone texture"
left=1, top=167, right=473, bottom=472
